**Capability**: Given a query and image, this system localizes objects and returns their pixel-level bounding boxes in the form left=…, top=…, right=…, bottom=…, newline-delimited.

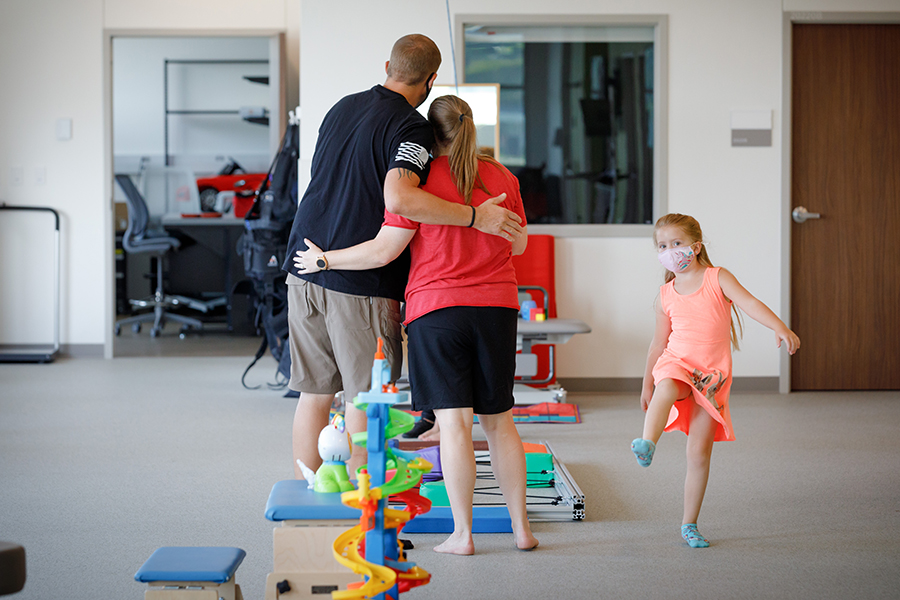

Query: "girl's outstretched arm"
left=293, top=225, right=416, bottom=274
left=717, top=268, right=800, bottom=354
left=641, top=297, right=671, bottom=411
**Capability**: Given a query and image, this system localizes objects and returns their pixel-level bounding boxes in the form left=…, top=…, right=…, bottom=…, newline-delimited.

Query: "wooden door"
left=791, top=24, right=900, bottom=390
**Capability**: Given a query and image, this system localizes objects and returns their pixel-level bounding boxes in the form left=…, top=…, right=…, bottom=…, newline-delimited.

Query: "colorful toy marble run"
left=331, top=339, right=433, bottom=600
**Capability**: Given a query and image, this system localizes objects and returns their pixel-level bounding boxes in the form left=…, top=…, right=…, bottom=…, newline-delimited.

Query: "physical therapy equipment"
left=512, top=235, right=591, bottom=404
left=264, top=340, right=432, bottom=600
left=515, top=307, right=592, bottom=404
left=401, top=439, right=584, bottom=533
left=135, top=546, right=246, bottom=600
left=0, top=205, right=60, bottom=363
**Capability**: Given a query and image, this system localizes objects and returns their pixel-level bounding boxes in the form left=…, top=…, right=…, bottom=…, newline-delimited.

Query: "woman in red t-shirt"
left=294, top=95, right=537, bottom=555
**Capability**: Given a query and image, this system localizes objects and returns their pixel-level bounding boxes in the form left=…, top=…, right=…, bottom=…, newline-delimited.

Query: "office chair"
left=114, top=174, right=216, bottom=338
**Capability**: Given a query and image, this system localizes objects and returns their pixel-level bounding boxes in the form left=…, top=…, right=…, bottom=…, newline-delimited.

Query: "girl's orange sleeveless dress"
left=652, top=266, right=735, bottom=442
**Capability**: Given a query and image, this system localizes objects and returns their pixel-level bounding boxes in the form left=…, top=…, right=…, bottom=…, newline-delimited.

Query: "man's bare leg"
left=292, top=392, right=334, bottom=479
left=344, top=400, right=368, bottom=476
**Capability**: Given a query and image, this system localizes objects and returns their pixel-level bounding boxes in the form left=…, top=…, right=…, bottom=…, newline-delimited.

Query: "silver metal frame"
left=0, top=204, right=60, bottom=363
left=471, top=439, right=585, bottom=521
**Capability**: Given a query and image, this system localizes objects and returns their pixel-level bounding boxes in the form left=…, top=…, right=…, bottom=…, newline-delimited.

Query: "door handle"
left=792, top=206, right=822, bottom=223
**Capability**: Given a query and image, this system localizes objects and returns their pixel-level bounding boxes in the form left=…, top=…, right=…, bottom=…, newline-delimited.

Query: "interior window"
left=464, top=25, right=656, bottom=225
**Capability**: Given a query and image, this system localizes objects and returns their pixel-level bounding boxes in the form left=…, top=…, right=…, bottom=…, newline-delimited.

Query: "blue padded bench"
left=265, top=479, right=361, bottom=522
left=263, top=480, right=361, bottom=600
left=402, top=505, right=513, bottom=533
left=265, top=478, right=511, bottom=532
left=135, top=546, right=245, bottom=600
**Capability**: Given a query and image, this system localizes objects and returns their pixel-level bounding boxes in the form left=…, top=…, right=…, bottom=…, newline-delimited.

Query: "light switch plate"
left=56, top=118, right=72, bottom=141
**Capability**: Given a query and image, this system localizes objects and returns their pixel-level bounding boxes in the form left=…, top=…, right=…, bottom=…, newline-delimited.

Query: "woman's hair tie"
left=459, top=113, right=465, bottom=123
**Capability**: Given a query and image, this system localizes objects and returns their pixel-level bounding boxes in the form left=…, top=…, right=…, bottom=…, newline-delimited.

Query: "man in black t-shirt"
left=283, top=34, right=523, bottom=477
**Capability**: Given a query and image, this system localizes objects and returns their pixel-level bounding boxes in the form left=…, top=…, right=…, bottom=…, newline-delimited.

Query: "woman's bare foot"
left=513, top=522, right=539, bottom=551
left=419, top=423, right=441, bottom=442
left=516, top=531, right=539, bottom=551
left=433, top=531, right=474, bottom=555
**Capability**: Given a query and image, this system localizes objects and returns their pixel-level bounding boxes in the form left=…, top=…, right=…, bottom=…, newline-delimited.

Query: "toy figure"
left=296, top=414, right=355, bottom=493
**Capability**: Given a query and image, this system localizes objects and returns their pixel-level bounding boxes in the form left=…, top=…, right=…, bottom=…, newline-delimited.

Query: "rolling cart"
left=0, top=204, right=61, bottom=363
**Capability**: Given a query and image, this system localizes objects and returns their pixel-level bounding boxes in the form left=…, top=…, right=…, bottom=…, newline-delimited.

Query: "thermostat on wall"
left=731, top=110, right=771, bottom=147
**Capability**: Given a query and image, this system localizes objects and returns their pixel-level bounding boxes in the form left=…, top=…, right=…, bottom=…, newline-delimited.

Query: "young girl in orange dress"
left=632, top=213, right=800, bottom=548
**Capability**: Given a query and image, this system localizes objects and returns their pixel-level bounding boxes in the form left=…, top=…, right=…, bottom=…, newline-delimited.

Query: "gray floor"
left=1, top=353, right=899, bottom=600
left=113, top=321, right=264, bottom=358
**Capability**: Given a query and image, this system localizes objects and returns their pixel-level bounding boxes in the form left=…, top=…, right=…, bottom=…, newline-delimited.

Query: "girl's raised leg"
left=643, top=378, right=692, bottom=443
left=479, top=411, right=539, bottom=551
left=682, top=402, right=717, bottom=547
left=433, top=407, right=476, bottom=555
left=632, top=378, right=692, bottom=466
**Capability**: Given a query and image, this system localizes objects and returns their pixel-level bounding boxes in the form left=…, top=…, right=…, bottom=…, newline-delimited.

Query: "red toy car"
left=196, top=158, right=268, bottom=212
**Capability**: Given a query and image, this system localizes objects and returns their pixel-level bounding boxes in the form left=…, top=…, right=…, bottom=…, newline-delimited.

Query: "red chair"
left=512, top=234, right=557, bottom=385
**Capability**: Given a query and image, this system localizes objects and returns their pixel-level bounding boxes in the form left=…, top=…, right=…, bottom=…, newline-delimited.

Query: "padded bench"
left=264, top=480, right=361, bottom=600
left=135, top=546, right=245, bottom=600
left=0, top=542, right=26, bottom=596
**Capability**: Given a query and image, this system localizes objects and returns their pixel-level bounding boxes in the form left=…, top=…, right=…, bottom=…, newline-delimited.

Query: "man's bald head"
left=386, top=34, right=441, bottom=86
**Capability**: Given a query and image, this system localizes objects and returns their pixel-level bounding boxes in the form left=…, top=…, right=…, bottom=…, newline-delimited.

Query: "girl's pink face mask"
left=658, top=245, right=695, bottom=273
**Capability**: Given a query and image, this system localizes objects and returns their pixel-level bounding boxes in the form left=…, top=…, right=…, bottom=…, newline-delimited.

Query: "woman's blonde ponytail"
left=427, top=95, right=503, bottom=204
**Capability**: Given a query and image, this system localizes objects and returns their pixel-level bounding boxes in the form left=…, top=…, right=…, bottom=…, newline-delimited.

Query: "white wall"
left=0, top=0, right=296, bottom=353
left=113, top=36, right=272, bottom=175
left=784, top=0, right=900, bottom=9
left=298, top=0, right=894, bottom=381
left=0, top=0, right=892, bottom=367
left=0, top=0, right=106, bottom=350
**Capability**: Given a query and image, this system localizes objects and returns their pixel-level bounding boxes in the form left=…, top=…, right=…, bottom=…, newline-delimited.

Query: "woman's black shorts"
left=406, top=306, right=517, bottom=415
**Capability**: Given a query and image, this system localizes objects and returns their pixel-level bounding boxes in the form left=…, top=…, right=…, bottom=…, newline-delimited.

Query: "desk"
left=160, top=214, right=250, bottom=333
left=161, top=214, right=246, bottom=227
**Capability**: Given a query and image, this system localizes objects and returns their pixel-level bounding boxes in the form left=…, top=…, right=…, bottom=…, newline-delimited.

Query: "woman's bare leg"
left=479, top=411, right=539, bottom=550
left=433, top=407, right=476, bottom=555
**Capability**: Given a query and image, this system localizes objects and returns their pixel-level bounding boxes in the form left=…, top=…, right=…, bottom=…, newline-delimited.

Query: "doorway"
left=109, top=34, right=285, bottom=358
left=789, top=22, right=900, bottom=390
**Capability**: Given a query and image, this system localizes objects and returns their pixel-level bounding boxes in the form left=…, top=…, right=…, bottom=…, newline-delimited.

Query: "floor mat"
left=404, top=402, right=580, bottom=424
left=494, top=402, right=581, bottom=424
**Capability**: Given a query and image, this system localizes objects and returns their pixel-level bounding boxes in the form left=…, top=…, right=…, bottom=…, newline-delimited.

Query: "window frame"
left=455, top=14, right=668, bottom=237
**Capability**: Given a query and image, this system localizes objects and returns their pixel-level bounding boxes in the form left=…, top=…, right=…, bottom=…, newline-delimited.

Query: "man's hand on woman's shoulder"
left=474, top=194, right=523, bottom=242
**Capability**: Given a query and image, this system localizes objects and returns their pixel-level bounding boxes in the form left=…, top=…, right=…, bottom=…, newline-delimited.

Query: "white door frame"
left=102, top=28, right=286, bottom=358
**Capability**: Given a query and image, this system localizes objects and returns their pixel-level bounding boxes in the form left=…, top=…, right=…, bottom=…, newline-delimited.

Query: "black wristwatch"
left=315, top=254, right=328, bottom=270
